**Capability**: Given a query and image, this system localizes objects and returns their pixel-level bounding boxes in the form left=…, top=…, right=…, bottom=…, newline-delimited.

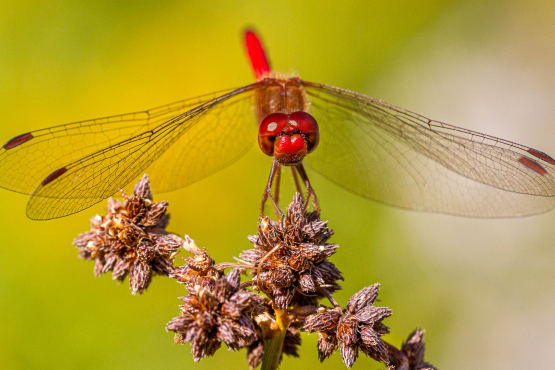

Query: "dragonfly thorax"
left=255, top=77, right=309, bottom=121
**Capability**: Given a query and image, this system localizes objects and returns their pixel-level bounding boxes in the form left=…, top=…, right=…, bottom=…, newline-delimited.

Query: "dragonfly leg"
left=273, top=164, right=282, bottom=209
left=296, top=163, right=320, bottom=215
left=117, top=185, right=129, bottom=202
left=261, top=158, right=284, bottom=218
left=290, top=166, right=305, bottom=202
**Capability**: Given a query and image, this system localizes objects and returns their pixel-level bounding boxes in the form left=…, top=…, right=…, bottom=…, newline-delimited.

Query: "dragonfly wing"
left=0, top=87, right=243, bottom=196
left=25, top=84, right=259, bottom=220
left=144, top=88, right=258, bottom=194
left=301, top=81, right=555, bottom=217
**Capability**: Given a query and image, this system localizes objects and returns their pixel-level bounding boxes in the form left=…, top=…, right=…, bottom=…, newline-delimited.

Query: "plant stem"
left=260, top=308, right=291, bottom=370
left=385, top=341, right=408, bottom=370
left=318, top=286, right=343, bottom=313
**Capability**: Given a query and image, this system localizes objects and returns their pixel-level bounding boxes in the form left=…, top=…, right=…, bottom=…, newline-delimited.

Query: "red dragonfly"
left=2, top=29, right=555, bottom=220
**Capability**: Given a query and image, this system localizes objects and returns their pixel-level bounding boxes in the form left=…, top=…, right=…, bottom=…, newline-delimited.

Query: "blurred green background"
left=2, top=0, right=555, bottom=369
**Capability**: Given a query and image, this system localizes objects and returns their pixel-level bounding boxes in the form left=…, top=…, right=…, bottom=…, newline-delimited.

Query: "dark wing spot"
left=3, top=133, right=34, bottom=150
left=519, top=157, right=546, bottom=175
left=528, top=149, right=555, bottom=165
left=41, top=167, right=67, bottom=186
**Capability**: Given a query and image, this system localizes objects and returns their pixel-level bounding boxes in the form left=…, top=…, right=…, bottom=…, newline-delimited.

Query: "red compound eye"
left=289, top=111, right=320, bottom=153
left=258, top=113, right=289, bottom=156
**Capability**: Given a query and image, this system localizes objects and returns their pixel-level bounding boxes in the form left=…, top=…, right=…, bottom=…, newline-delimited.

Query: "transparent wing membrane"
left=0, top=87, right=248, bottom=196
left=5, top=84, right=259, bottom=219
left=301, top=80, right=555, bottom=217
left=3, top=76, right=555, bottom=220
left=145, top=91, right=257, bottom=194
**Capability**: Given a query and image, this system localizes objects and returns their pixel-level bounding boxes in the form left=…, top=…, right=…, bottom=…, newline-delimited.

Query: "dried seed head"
left=240, top=193, right=343, bottom=309
left=166, top=269, right=265, bottom=362
left=73, top=174, right=181, bottom=295
left=304, top=284, right=391, bottom=369
left=317, top=331, right=338, bottom=362
left=171, top=247, right=221, bottom=290
left=389, top=329, right=437, bottom=370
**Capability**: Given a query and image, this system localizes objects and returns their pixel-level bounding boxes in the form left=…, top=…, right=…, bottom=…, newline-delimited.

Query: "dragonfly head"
left=258, top=111, right=320, bottom=166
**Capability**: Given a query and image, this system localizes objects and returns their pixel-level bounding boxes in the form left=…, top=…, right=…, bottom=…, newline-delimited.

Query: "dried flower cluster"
left=240, top=194, right=343, bottom=309
left=166, top=268, right=265, bottom=361
left=304, top=284, right=391, bottom=368
left=73, top=175, right=180, bottom=294
left=390, top=329, right=437, bottom=370
left=167, top=237, right=303, bottom=367
left=171, top=245, right=221, bottom=289
left=74, top=176, right=438, bottom=370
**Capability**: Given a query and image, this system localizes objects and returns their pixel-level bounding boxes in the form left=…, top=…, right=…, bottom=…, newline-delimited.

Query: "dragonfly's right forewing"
left=11, top=84, right=260, bottom=220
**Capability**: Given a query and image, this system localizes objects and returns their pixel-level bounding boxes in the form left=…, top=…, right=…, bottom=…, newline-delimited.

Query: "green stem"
left=261, top=308, right=291, bottom=370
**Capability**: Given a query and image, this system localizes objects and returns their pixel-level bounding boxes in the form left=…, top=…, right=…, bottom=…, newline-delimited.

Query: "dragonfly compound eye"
left=289, top=111, right=319, bottom=154
left=258, top=113, right=289, bottom=156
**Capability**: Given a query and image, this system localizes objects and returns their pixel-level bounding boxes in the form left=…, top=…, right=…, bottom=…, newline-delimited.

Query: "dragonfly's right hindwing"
left=0, top=84, right=259, bottom=219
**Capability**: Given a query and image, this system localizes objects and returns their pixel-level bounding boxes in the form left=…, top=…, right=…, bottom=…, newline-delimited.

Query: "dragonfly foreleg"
left=261, top=158, right=284, bottom=219
left=296, top=163, right=320, bottom=216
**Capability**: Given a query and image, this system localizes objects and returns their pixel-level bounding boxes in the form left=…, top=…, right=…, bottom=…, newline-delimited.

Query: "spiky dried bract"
left=396, top=329, right=437, bottom=370
left=73, top=175, right=180, bottom=295
left=240, top=193, right=343, bottom=309
left=304, top=284, right=391, bottom=369
left=166, top=269, right=265, bottom=361
left=246, top=325, right=301, bottom=369
left=171, top=247, right=221, bottom=290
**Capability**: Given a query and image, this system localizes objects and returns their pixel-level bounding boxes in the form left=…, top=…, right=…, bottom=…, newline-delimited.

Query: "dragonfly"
left=2, top=29, right=555, bottom=220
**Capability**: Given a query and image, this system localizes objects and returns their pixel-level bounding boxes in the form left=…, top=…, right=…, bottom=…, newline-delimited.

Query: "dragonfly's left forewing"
left=301, top=80, right=555, bottom=217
